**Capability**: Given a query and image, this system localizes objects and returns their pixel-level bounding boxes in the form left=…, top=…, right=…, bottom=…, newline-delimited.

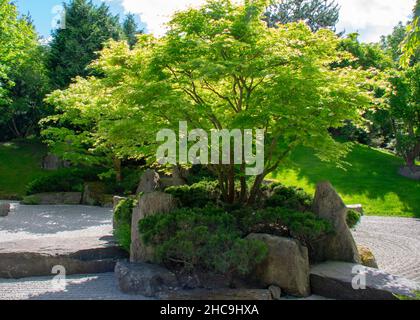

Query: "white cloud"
left=115, top=0, right=416, bottom=42
left=336, top=0, right=415, bottom=42
left=120, top=0, right=208, bottom=36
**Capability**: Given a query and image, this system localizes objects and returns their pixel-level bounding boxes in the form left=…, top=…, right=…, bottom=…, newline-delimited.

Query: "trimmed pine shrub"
left=138, top=206, right=268, bottom=276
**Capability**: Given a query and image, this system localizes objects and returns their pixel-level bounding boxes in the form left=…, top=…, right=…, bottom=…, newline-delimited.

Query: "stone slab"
left=310, top=261, right=420, bottom=300
left=0, top=236, right=128, bottom=279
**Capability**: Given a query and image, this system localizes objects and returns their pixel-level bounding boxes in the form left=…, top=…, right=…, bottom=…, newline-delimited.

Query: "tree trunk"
left=113, top=158, right=123, bottom=183
left=247, top=173, right=266, bottom=206
left=239, top=163, right=247, bottom=202
left=405, top=140, right=420, bottom=171
left=227, top=164, right=236, bottom=204
left=9, top=118, right=22, bottom=138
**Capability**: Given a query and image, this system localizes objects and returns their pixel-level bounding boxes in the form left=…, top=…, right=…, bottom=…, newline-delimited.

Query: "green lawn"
left=0, top=139, right=48, bottom=199
left=270, top=144, right=420, bottom=218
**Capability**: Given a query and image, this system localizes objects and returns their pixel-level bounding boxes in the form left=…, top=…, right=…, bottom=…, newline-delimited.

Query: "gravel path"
left=0, top=202, right=113, bottom=242
left=353, top=216, right=420, bottom=284
left=0, top=273, right=151, bottom=300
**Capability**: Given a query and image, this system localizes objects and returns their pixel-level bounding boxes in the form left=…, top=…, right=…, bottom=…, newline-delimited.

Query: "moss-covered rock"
left=358, top=246, right=379, bottom=269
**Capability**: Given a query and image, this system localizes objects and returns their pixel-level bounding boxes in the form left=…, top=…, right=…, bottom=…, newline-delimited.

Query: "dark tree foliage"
left=265, top=0, right=340, bottom=32
left=123, top=13, right=142, bottom=49
left=4, top=44, right=51, bottom=139
left=48, top=0, right=123, bottom=89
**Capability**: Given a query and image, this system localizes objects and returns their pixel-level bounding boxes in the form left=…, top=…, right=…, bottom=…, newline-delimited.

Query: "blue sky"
left=13, top=0, right=416, bottom=43
left=14, top=0, right=146, bottom=39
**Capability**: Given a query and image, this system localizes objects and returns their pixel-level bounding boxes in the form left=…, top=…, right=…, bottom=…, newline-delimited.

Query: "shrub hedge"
left=25, top=167, right=104, bottom=195
left=113, top=198, right=136, bottom=252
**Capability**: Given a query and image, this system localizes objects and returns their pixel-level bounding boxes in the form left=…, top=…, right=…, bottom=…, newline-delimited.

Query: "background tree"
left=332, top=33, right=393, bottom=148
left=122, top=13, right=142, bottom=48
left=387, top=65, right=420, bottom=170
left=401, top=0, right=420, bottom=67
left=0, top=0, right=50, bottom=140
left=42, top=42, right=152, bottom=182
left=48, top=0, right=122, bottom=89
left=381, top=22, right=408, bottom=63
left=265, top=0, right=339, bottom=32
left=43, top=0, right=371, bottom=205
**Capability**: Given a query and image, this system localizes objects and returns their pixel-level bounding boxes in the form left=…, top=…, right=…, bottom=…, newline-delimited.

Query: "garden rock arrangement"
left=114, top=172, right=418, bottom=300
left=0, top=203, right=10, bottom=217
left=311, top=182, right=361, bottom=264
left=246, top=233, right=310, bottom=297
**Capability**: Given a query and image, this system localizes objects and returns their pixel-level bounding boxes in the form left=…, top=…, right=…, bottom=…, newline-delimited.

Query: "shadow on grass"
left=273, top=144, right=420, bottom=218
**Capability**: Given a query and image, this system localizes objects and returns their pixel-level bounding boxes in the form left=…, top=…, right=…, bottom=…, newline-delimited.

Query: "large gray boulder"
left=246, top=233, right=311, bottom=297
left=115, top=260, right=178, bottom=297
left=159, top=166, right=188, bottom=188
left=311, top=182, right=361, bottom=264
left=310, top=261, right=420, bottom=300
left=42, top=154, right=70, bottom=171
left=136, top=169, right=161, bottom=194
left=0, top=203, right=10, bottom=217
left=130, top=192, right=176, bottom=263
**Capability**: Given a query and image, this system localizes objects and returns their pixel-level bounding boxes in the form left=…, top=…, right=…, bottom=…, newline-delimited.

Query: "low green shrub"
left=113, top=198, right=136, bottom=252
left=21, top=195, right=40, bottom=205
left=101, top=168, right=143, bottom=195
left=233, top=207, right=333, bottom=246
left=114, top=223, right=132, bottom=253
left=264, top=183, right=313, bottom=211
left=139, top=206, right=268, bottom=276
left=25, top=167, right=104, bottom=195
left=165, top=181, right=220, bottom=208
left=346, top=209, right=362, bottom=229
left=185, top=165, right=217, bottom=185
